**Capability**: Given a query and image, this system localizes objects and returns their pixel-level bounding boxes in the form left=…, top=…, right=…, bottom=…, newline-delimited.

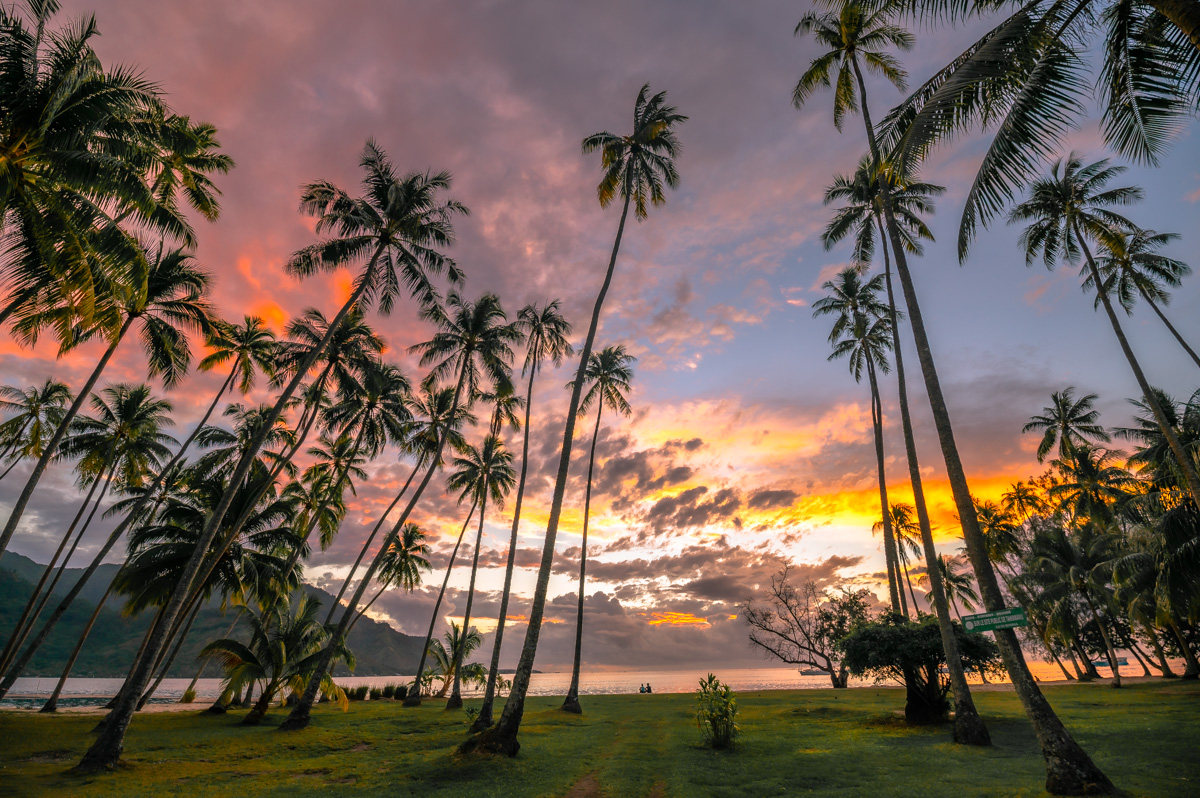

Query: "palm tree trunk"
left=241, top=688, right=274, bottom=726
left=280, top=367, right=470, bottom=731
left=78, top=252, right=383, bottom=771
left=322, top=453, right=415, bottom=625
left=1167, top=617, right=1199, bottom=678
left=1082, top=595, right=1121, bottom=688
left=448, top=486, right=488, bottom=711
left=1064, top=644, right=1087, bottom=680
left=1075, top=225, right=1200, bottom=509
left=1145, top=0, right=1200, bottom=51
left=1145, top=624, right=1176, bottom=677
left=0, top=462, right=113, bottom=674
left=1116, top=624, right=1153, bottom=677
left=1140, top=291, right=1200, bottom=371
left=40, top=580, right=115, bottom=712
left=138, top=598, right=204, bottom=709
left=479, top=185, right=633, bottom=758
left=563, top=401, right=604, bottom=714
left=474, top=366, right=539, bottom=731
left=878, top=227, right=989, bottom=743
left=865, top=359, right=903, bottom=614
left=404, top=501, right=478, bottom=707
left=852, top=55, right=1113, bottom=793
left=0, top=316, right=132, bottom=558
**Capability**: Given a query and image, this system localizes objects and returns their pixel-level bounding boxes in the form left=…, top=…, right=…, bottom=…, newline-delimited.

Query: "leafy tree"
left=841, top=613, right=1002, bottom=725
left=474, top=84, right=685, bottom=757
left=563, top=344, right=635, bottom=714
left=741, top=565, right=871, bottom=688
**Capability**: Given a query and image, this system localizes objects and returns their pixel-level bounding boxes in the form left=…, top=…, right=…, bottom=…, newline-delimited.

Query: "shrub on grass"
left=382, top=685, right=395, bottom=699
left=696, top=673, right=739, bottom=749
left=179, top=689, right=197, bottom=704
left=369, top=687, right=383, bottom=700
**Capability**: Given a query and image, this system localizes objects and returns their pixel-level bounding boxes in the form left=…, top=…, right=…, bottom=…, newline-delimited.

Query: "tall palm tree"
left=1091, top=228, right=1199, bottom=370
left=0, top=379, right=72, bottom=481
left=424, top=623, right=483, bottom=699
left=877, top=503, right=924, bottom=613
left=562, top=345, right=635, bottom=714
left=444, top=435, right=516, bottom=710
left=478, top=85, right=686, bottom=756
left=1048, top=445, right=1139, bottom=526
left=1009, top=154, right=1200, bottom=511
left=1115, top=387, right=1200, bottom=496
left=474, top=300, right=573, bottom=731
left=796, top=0, right=1101, bottom=771
left=0, top=383, right=175, bottom=677
left=81, top=144, right=467, bottom=769
left=0, top=245, right=214, bottom=557
left=200, top=592, right=350, bottom=725
left=814, top=268, right=905, bottom=614
left=1024, top=389, right=1112, bottom=464
left=281, top=293, right=516, bottom=730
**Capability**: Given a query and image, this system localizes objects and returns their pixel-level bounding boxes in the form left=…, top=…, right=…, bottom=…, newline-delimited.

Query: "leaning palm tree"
left=562, top=345, right=635, bottom=714
left=0, top=379, right=72, bottom=481
left=349, top=523, right=432, bottom=630
left=82, top=144, right=468, bottom=769
left=1023, top=388, right=1112, bottom=464
left=281, top=293, right=516, bottom=730
left=200, top=592, right=351, bottom=725
left=476, top=84, right=686, bottom=756
left=1009, top=154, right=1200, bottom=512
left=473, top=300, right=573, bottom=731
left=444, top=435, right=516, bottom=710
left=0, top=384, right=175, bottom=678
left=1, top=244, right=215, bottom=558
left=1090, top=228, right=1199, bottom=370
left=812, top=268, right=904, bottom=615
left=425, top=623, right=483, bottom=699
left=796, top=1, right=1105, bottom=772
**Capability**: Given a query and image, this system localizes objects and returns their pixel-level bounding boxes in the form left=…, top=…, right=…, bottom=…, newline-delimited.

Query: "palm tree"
left=81, top=145, right=468, bottom=769
left=1009, top=154, right=1200, bottom=511
left=474, top=300, right=573, bottom=731
left=1024, top=389, right=1113, bottom=464
left=1026, top=525, right=1126, bottom=687
left=1048, top=445, right=1139, bottom=526
left=877, top=503, right=924, bottom=613
left=814, top=268, right=905, bottom=615
left=0, top=383, right=175, bottom=678
left=477, top=85, right=686, bottom=756
left=1003, top=480, right=1046, bottom=524
left=0, top=0, right=162, bottom=330
left=0, top=379, right=72, bottom=481
left=444, top=436, right=516, bottom=710
left=425, top=623, right=483, bottom=699
left=281, top=293, right=516, bottom=730
left=350, top=523, right=431, bottom=630
left=0, top=245, right=214, bottom=557
left=562, top=345, right=635, bottom=714
left=1090, top=228, right=1199, bottom=370
left=201, top=593, right=350, bottom=725
left=796, top=1, right=1111, bottom=774
left=1115, top=388, right=1200, bottom=496
left=974, top=499, right=1023, bottom=580
left=923, top=554, right=980, bottom=621
left=821, top=158, right=991, bottom=744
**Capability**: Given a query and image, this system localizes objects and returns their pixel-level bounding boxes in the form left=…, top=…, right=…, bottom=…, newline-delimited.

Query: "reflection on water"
left=2, top=659, right=1148, bottom=707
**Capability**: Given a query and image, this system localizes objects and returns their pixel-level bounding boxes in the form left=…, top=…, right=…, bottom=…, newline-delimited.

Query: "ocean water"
left=1, top=658, right=1150, bottom=709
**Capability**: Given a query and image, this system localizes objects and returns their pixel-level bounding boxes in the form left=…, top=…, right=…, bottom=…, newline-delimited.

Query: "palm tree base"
left=445, top=694, right=463, bottom=710
left=277, top=710, right=310, bottom=731
left=38, top=701, right=57, bottom=714
left=402, top=693, right=422, bottom=707
left=91, top=716, right=109, bottom=733
left=458, top=726, right=520, bottom=757
left=468, top=714, right=493, bottom=734
left=560, top=695, right=582, bottom=714
left=951, top=708, right=991, bottom=747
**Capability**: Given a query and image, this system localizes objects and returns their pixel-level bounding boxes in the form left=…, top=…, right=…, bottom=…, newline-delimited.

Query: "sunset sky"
left=3, top=0, right=1198, bottom=673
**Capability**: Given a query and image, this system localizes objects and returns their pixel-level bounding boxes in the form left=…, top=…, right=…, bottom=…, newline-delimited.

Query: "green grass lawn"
left=1, top=680, right=1196, bottom=797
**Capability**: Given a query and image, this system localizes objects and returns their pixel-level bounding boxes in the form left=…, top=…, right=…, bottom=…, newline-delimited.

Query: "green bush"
left=695, top=673, right=739, bottom=749
left=381, top=684, right=395, bottom=699
left=179, top=688, right=197, bottom=704
left=369, top=687, right=383, bottom=700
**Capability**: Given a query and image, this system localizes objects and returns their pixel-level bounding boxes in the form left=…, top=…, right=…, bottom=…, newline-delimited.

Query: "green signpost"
left=961, top=607, right=1028, bottom=633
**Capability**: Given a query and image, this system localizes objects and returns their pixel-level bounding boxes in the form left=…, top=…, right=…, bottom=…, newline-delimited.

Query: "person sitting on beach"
left=646, top=683, right=653, bottom=694
left=638, top=684, right=646, bottom=693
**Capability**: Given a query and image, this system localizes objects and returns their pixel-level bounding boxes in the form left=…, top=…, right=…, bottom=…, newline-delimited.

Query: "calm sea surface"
left=1, top=659, right=1144, bottom=709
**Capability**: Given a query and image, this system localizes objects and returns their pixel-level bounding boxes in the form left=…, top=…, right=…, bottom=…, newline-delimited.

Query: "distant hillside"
left=0, top=552, right=424, bottom=678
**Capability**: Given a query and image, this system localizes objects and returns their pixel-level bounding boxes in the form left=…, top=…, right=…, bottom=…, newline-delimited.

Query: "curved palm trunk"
left=474, top=367, right=539, bottom=731
left=323, top=459, right=419, bottom=625
left=476, top=188, right=633, bottom=758
left=852, top=58, right=1112, bottom=794
left=448, top=487, right=488, bottom=710
left=1166, top=617, right=1198, bottom=678
left=280, top=369, right=469, bottom=731
left=865, top=359, right=904, bottom=614
left=79, top=255, right=382, bottom=771
left=138, top=598, right=204, bottom=708
left=0, top=315, right=132, bottom=558
left=241, top=687, right=275, bottom=726
left=40, top=581, right=115, bottom=712
left=1145, top=624, right=1176, bottom=677
left=0, top=367, right=237, bottom=694
left=0, top=461, right=114, bottom=674
left=1081, top=594, right=1121, bottom=688
left=1074, top=226, right=1200, bottom=509
left=563, top=400, right=604, bottom=713
left=404, top=501, right=477, bottom=707
left=1139, top=292, right=1200, bottom=370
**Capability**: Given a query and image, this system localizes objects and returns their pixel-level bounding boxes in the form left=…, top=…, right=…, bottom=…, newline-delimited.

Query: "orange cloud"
left=640, top=611, right=711, bottom=627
